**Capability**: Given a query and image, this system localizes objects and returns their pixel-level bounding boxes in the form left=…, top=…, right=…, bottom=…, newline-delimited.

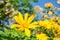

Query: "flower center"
left=22, top=24, right=28, bottom=28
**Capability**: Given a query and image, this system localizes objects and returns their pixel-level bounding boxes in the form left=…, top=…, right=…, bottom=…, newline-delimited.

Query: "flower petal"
left=29, top=24, right=38, bottom=29
left=28, top=21, right=38, bottom=29
left=24, top=13, right=29, bottom=22
left=25, top=29, right=31, bottom=37
left=27, top=14, right=36, bottom=24
left=13, top=16, right=20, bottom=24
left=18, top=12, right=24, bottom=24
left=31, top=21, right=38, bottom=25
left=10, top=24, right=20, bottom=29
left=16, top=28, right=24, bottom=32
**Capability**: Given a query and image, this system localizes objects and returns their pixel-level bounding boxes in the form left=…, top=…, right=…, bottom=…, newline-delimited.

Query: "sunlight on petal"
left=10, top=24, right=20, bottom=29
left=13, top=16, right=20, bottom=23
left=25, top=29, right=31, bottom=37
left=31, top=22, right=38, bottom=25
left=24, top=13, right=29, bottom=22
left=27, top=14, right=36, bottom=24
left=18, top=12, right=24, bottom=24
left=29, top=24, right=38, bottom=29
left=16, top=28, right=24, bottom=32
left=57, top=0, right=60, bottom=4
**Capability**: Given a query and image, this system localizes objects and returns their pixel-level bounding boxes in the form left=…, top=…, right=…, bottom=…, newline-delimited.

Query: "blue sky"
left=32, top=0, right=60, bottom=8
left=32, top=0, right=60, bottom=15
left=32, top=0, right=60, bottom=20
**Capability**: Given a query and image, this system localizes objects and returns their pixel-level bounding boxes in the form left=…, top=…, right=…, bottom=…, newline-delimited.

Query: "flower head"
left=44, top=15, right=49, bottom=19
left=38, top=20, right=52, bottom=29
left=57, top=0, right=60, bottom=4
left=45, top=3, right=53, bottom=8
left=48, top=11, right=53, bottom=15
left=10, top=12, right=38, bottom=37
left=34, top=6, right=40, bottom=11
left=53, top=37, right=60, bottom=40
left=50, top=17, right=57, bottom=22
left=57, top=8, right=60, bottom=11
left=36, top=33, right=48, bottom=40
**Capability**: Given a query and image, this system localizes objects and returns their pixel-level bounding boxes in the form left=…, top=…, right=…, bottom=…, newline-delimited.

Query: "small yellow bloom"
left=39, top=7, right=43, bottom=12
left=58, top=18, right=60, bottom=24
left=10, top=12, right=38, bottom=37
left=53, top=37, right=60, bottom=40
left=45, top=3, right=53, bottom=8
left=57, top=8, right=60, bottom=11
left=34, top=6, right=39, bottom=11
left=44, top=15, right=49, bottom=19
left=48, top=11, right=53, bottom=15
left=57, top=0, right=60, bottom=4
left=58, top=32, right=60, bottom=35
left=36, top=33, right=48, bottom=40
left=57, top=26, right=60, bottom=34
left=51, top=17, right=56, bottom=22
left=52, top=23, right=59, bottom=30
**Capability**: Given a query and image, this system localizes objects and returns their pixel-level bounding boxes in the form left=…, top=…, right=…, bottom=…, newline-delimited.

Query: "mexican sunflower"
left=38, top=20, right=53, bottom=29
left=10, top=12, right=38, bottom=37
left=36, top=33, right=48, bottom=40
left=57, top=0, right=60, bottom=4
left=45, top=3, right=53, bottom=8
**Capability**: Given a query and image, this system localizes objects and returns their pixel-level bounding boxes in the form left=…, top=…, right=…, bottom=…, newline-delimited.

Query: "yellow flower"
left=10, top=12, right=38, bottom=37
left=52, top=23, right=59, bottom=30
left=53, top=37, right=60, bottom=40
left=44, top=15, right=49, bottom=19
left=48, top=11, right=53, bottom=15
left=57, top=8, right=60, bottom=11
left=50, top=17, right=56, bottom=22
left=39, top=7, right=43, bottom=12
left=34, top=6, right=39, bottom=11
left=58, top=32, right=60, bottom=35
left=36, top=33, right=48, bottom=40
left=57, top=0, right=60, bottom=4
left=38, top=19, right=60, bottom=30
left=38, top=20, right=52, bottom=29
left=57, top=26, right=60, bottom=34
left=45, top=3, right=53, bottom=8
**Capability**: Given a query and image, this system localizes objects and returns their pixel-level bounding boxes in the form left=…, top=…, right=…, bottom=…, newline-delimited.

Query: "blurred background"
left=0, top=0, right=60, bottom=27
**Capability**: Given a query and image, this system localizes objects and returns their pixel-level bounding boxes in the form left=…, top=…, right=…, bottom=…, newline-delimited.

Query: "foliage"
left=0, top=28, right=36, bottom=40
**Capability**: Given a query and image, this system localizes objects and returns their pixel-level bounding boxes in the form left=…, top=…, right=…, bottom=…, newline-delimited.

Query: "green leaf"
left=30, top=38, right=36, bottom=40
